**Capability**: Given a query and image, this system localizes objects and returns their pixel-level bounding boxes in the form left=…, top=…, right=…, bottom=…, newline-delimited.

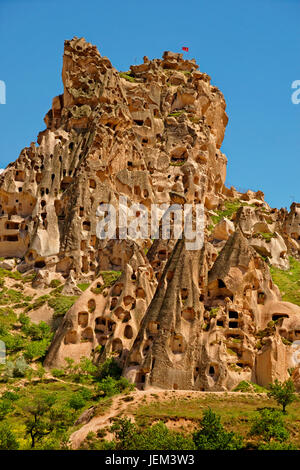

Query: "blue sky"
left=0, top=0, right=299, bottom=209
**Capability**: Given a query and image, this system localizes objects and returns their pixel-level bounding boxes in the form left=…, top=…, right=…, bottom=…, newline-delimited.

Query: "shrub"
left=0, top=399, right=14, bottom=420
left=233, top=380, right=267, bottom=393
left=79, top=387, right=92, bottom=400
left=193, top=408, right=244, bottom=450
left=49, top=279, right=62, bottom=288
left=51, top=368, right=65, bottom=378
left=110, top=418, right=195, bottom=450
left=13, top=356, right=29, bottom=377
left=68, top=392, right=86, bottom=410
left=97, top=376, right=119, bottom=397
left=119, top=72, right=136, bottom=82
left=97, top=357, right=122, bottom=380
left=258, top=440, right=297, bottom=450
left=0, top=332, right=25, bottom=353
left=133, top=421, right=195, bottom=450
left=116, top=376, right=135, bottom=393
left=250, top=408, right=289, bottom=442
left=2, top=391, right=20, bottom=401
left=0, top=423, right=19, bottom=449
left=24, top=338, right=51, bottom=361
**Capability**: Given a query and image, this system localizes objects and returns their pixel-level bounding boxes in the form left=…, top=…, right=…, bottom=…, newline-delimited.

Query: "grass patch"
left=210, top=200, right=252, bottom=225
left=77, top=283, right=90, bottom=292
left=168, top=110, right=185, bottom=117
left=119, top=72, right=136, bottom=82
left=92, top=271, right=122, bottom=295
left=169, top=161, right=185, bottom=166
left=133, top=394, right=300, bottom=447
left=253, top=232, right=275, bottom=243
left=270, top=256, right=300, bottom=306
left=25, top=295, right=50, bottom=312
left=0, top=288, right=30, bottom=306
left=233, top=381, right=268, bottom=393
left=48, top=295, right=78, bottom=317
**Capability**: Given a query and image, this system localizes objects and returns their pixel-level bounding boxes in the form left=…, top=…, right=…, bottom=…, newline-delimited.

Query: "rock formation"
left=1, top=37, right=300, bottom=390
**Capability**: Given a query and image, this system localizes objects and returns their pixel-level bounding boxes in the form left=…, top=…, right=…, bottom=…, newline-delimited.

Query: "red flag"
left=182, top=47, right=189, bottom=52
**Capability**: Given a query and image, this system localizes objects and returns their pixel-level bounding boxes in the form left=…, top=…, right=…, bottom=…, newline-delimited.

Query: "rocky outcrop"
left=0, top=37, right=227, bottom=279
left=123, top=230, right=300, bottom=391
left=1, top=37, right=300, bottom=391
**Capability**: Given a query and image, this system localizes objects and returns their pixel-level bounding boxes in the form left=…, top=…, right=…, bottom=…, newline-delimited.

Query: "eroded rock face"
left=123, top=230, right=299, bottom=391
left=45, top=241, right=157, bottom=368
left=2, top=37, right=300, bottom=390
left=0, top=36, right=228, bottom=278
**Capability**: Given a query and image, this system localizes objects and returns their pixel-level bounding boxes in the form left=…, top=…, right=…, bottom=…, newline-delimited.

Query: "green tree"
left=250, top=408, right=289, bottom=442
left=267, top=379, right=296, bottom=413
left=110, top=418, right=137, bottom=450
left=21, top=393, right=69, bottom=448
left=193, top=408, right=244, bottom=450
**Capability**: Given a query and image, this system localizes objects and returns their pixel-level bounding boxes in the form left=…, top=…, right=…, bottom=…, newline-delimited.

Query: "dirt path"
left=70, top=388, right=153, bottom=448
left=69, top=389, right=260, bottom=449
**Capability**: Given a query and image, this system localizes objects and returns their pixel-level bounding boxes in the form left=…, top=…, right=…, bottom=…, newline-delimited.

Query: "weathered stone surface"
left=1, top=37, right=300, bottom=391
left=211, top=217, right=235, bottom=241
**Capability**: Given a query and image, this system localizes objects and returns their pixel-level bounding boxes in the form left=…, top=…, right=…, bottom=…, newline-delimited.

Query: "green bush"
left=133, top=421, right=195, bottom=450
left=233, top=380, right=267, bottom=393
left=97, top=376, right=119, bottom=397
left=0, top=331, right=25, bottom=353
left=51, top=368, right=65, bottom=378
left=110, top=418, right=195, bottom=450
left=0, top=399, right=14, bottom=420
left=2, top=391, right=20, bottom=401
left=14, top=356, right=29, bottom=377
left=0, top=423, right=19, bottom=449
left=24, top=338, right=51, bottom=361
left=68, top=392, right=86, bottom=410
left=119, top=72, right=136, bottom=82
left=97, top=357, right=122, bottom=380
left=193, top=408, right=244, bottom=450
left=49, top=279, right=62, bottom=288
left=250, top=408, right=289, bottom=442
left=258, top=440, right=297, bottom=450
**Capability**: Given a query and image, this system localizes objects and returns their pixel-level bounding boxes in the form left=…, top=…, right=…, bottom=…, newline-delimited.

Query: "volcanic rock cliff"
left=1, top=37, right=300, bottom=391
